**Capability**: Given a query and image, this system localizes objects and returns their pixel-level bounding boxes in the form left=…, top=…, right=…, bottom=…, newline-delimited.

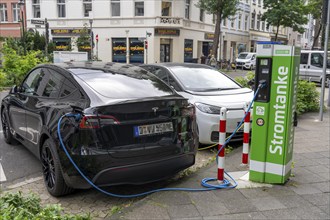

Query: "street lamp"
left=18, top=0, right=26, bottom=55
left=89, top=19, right=93, bottom=60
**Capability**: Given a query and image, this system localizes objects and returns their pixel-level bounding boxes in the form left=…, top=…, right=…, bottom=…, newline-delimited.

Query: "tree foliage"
left=0, top=43, right=48, bottom=87
left=196, top=0, right=239, bottom=58
left=262, top=0, right=309, bottom=41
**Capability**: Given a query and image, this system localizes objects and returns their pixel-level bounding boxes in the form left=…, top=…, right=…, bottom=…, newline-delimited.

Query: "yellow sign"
left=130, top=46, right=144, bottom=51
left=113, top=46, right=127, bottom=51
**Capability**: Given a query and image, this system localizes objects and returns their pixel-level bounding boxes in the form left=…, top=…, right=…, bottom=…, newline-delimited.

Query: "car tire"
left=1, top=109, right=18, bottom=145
left=41, top=139, right=74, bottom=197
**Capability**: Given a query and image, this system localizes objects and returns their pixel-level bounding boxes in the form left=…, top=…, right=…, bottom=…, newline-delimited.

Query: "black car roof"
left=41, top=62, right=147, bottom=76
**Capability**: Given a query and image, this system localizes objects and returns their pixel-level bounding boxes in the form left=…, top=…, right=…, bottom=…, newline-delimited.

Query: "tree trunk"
left=211, top=11, right=222, bottom=59
left=275, top=21, right=280, bottom=42
left=313, top=23, right=322, bottom=49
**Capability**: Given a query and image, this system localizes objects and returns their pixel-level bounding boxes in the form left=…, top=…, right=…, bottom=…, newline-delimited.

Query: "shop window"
left=184, top=39, right=193, bottom=63
left=0, top=3, right=8, bottom=22
left=12, top=3, right=20, bottom=22
left=111, top=0, right=120, bottom=17
left=32, top=0, right=40, bottom=18
left=112, top=38, right=126, bottom=63
left=83, top=0, right=92, bottom=17
left=57, top=0, right=66, bottom=18
left=135, top=1, right=144, bottom=16
left=162, top=1, right=172, bottom=16
left=53, top=38, right=71, bottom=51
left=129, top=38, right=144, bottom=64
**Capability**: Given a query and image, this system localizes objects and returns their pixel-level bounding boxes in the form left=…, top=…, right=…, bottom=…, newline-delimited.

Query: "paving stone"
left=189, top=191, right=229, bottom=216
left=290, top=206, right=330, bottom=219
left=311, top=182, right=330, bottom=193
left=318, top=205, right=330, bottom=216
left=124, top=202, right=170, bottom=220
left=302, top=193, right=330, bottom=206
left=149, top=191, right=192, bottom=206
left=306, top=165, right=330, bottom=173
left=167, top=204, right=201, bottom=219
left=250, top=197, right=286, bottom=211
left=317, top=172, right=330, bottom=181
left=261, top=208, right=302, bottom=219
left=203, top=212, right=266, bottom=219
left=238, top=188, right=270, bottom=199
left=275, top=195, right=315, bottom=208
left=222, top=198, right=258, bottom=214
left=261, top=185, right=296, bottom=197
left=294, top=158, right=322, bottom=167
left=172, top=218, right=202, bottom=220
left=289, top=183, right=323, bottom=195
left=213, top=189, right=247, bottom=202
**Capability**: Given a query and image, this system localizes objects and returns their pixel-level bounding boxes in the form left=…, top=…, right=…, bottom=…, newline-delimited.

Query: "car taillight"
left=79, top=115, right=120, bottom=129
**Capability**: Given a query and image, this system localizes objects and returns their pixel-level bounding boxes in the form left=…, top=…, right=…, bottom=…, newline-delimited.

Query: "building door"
left=160, top=44, right=171, bottom=62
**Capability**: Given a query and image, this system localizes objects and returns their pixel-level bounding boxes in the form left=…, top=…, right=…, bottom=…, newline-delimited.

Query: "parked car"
left=141, top=63, right=254, bottom=144
left=1, top=62, right=198, bottom=196
left=300, top=50, right=330, bottom=86
left=235, top=52, right=256, bottom=70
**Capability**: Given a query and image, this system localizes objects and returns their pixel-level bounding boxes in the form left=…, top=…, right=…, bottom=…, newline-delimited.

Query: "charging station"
left=249, top=44, right=300, bottom=184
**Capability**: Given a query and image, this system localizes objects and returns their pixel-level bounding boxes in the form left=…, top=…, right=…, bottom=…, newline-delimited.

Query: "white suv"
left=235, top=52, right=256, bottom=70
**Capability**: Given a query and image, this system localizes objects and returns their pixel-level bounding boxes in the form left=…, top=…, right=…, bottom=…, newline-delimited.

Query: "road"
left=0, top=91, right=42, bottom=188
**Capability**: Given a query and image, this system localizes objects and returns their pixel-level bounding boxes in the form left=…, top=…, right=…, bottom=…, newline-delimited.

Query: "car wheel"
left=1, top=109, right=17, bottom=145
left=41, top=139, right=73, bottom=196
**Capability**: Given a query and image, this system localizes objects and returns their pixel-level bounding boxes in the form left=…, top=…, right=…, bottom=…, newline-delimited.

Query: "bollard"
left=218, top=107, right=227, bottom=183
left=242, top=102, right=251, bottom=165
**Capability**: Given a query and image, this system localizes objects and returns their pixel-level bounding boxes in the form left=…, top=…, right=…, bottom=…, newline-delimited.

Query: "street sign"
left=31, top=19, right=45, bottom=25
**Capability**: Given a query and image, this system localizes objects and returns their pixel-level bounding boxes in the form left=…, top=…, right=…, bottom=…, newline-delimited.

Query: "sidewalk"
left=2, top=111, right=329, bottom=219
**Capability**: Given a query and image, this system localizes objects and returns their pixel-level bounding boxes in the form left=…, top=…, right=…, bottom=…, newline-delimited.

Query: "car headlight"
left=195, top=103, right=221, bottom=114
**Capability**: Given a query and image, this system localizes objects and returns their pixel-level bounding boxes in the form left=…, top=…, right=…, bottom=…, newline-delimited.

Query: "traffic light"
left=145, top=40, right=148, bottom=49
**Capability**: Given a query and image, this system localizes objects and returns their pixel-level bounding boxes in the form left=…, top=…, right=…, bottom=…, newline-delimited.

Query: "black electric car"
left=1, top=62, right=198, bottom=196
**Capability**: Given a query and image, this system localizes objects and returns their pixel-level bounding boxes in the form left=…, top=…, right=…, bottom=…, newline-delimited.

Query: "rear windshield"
left=69, top=68, right=175, bottom=99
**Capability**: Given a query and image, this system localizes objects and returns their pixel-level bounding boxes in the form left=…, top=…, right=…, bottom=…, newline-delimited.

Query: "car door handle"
left=303, top=65, right=306, bottom=68
left=307, top=65, right=310, bottom=69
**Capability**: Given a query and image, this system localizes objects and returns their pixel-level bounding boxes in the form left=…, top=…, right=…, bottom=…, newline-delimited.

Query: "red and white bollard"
left=242, top=102, right=251, bottom=165
left=218, top=107, right=227, bottom=183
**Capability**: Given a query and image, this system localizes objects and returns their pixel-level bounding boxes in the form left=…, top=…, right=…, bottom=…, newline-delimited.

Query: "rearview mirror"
left=10, top=85, right=18, bottom=94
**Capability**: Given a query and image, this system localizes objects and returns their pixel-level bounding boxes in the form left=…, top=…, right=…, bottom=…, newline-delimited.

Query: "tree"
left=196, top=0, right=239, bottom=58
left=262, top=0, right=309, bottom=41
left=307, top=0, right=323, bottom=49
left=75, top=24, right=92, bottom=58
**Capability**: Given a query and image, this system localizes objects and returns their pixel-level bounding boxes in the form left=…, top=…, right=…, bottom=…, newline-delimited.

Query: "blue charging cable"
left=56, top=84, right=263, bottom=198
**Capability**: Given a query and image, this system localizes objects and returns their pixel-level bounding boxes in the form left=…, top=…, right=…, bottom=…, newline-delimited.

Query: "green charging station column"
left=249, top=44, right=300, bottom=184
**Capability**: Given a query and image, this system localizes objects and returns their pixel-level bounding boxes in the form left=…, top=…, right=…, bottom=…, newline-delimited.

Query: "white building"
left=25, top=0, right=224, bottom=64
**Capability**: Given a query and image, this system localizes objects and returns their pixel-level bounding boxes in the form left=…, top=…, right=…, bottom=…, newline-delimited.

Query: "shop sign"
left=113, top=46, right=127, bottom=51
left=130, top=46, right=144, bottom=51
left=55, top=45, right=69, bottom=50
left=204, top=33, right=214, bottom=40
left=79, top=45, right=91, bottom=50
left=51, top=29, right=90, bottom=35
left=155, top=28, right=180, bottom=36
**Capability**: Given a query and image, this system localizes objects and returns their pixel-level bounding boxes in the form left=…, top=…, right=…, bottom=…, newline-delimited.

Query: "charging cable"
left=56, top=84, right=263, bottom=198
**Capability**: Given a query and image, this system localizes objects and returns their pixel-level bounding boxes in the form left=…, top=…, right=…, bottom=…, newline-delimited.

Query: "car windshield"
left=169, top=66, right=241, bottom=92
left=70, top=68, right=175, bottom=99
left=238, top=53, right=251, bottom=59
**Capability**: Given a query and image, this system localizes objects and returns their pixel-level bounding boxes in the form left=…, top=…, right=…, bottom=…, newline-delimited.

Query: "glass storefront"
left=112, top=38, right=127, bottom=63
left=129, top=38, right=144, bottom=64
left=53, top=38, right=71, bottom=51
left=184, top=39, right=193, bottom=63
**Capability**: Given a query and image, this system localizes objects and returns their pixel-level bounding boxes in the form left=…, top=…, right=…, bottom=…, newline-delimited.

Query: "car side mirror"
left=10, top=85, right=18, bottom=94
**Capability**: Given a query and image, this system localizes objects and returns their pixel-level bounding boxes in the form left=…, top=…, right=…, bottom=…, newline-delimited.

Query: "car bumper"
left=196, top=108, right=247, bottom=144
left=62, top=153, right=195, bottom=189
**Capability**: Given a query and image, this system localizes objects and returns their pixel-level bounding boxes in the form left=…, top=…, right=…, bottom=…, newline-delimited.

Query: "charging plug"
left=259, top=80, right=267, bottom=88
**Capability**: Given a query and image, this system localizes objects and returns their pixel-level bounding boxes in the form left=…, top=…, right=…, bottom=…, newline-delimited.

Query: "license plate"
left=134, top=122, right=173, bottom=137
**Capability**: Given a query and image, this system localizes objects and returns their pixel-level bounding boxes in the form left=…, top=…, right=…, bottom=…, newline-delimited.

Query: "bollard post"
left=242, top=102, right=251, bottom=165
left=218, top=107, right=227, bottom=183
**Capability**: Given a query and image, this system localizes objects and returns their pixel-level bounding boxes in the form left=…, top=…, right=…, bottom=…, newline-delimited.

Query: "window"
left=0, top=3, right=8, bottom=22
left=257, top=13, right=261, bottom=30
left=261, top=20, right=265, bottom=31
left=60, top=79, right=77, bottom=97
left=258, top=0, right=261, bottom=5
left=185, top=0, right=190, bottom=19
left=57, top=0, right=66, bottom=18
left=212, top=14, right=216, bottom=24
left=12, top=3, right=20, bottom=22
left=231, top=17, right=235, bottom=28
left=111, top=0, right=120, bottom=16
left=83, top=0, right=92, bottom=17
left=311, top=53, right=323, bottom=67
left=42, top=69, right=65, bottom=98
left=135, top=1, right=144, bottom=16
left=184, top=39, right=193, bottom=63
left=300, top=53, right=308, bottom=65
left=162, top=1, right=172, bottom=16
left=199, top=9, right=204, bottom=22
left=223, top=19, right=227, bottom=27
left=22, top=68, right=44, bottom=96
left=32, top=0, right=40, bottom=18
left=251, top=11, right=255, bottom=29
left=238, top=14, right=242, bottom=30
left=244, top=15, right=248, bottom=30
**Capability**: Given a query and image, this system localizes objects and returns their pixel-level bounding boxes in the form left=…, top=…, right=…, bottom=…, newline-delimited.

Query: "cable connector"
left=258, top=80, right=267, bottom=88
left=65, top=113, right=82, bottom=122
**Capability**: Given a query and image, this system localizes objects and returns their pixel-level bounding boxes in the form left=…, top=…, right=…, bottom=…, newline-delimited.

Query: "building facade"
left=0, top=0, right=25, bottom=38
